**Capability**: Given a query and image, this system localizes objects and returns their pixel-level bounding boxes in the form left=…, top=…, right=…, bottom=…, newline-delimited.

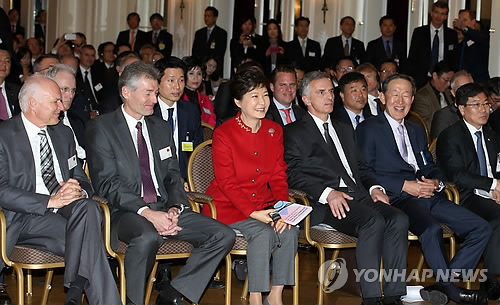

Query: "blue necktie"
left=475, top=131, right=487, bottom=176
left=167, top=108, right=174, bottom=132
left=430, top=30, right=439, bottom=73
left=355, top=115, right=360, bottom=128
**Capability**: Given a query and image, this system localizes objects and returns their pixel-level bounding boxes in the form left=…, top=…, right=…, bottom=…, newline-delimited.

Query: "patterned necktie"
left=280, top=108, right=292, bottom=124
left=397, top=124, right=409, bottom=162
left=167, top=108, right=174, bottom=131
left=475, top=131, right=488, bottom=176
left=39, top=130, right=60, bottom=195
left=430, top=29, right=439, bottom=73
left=385, top=40, right=392, bottom=58
left=0, top=87, right=9, bottom=120
left=136, top=122, right=157, bottom=203
left=344, top=40, right=350, bottom=56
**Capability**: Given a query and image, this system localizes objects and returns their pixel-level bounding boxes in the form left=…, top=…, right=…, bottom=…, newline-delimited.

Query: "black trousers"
left=115, top=209, right=235, bottom=304
left=322, top=196, right=409, bottom=299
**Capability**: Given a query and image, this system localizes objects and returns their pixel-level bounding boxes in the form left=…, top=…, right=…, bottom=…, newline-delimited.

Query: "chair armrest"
left=186, top=192, right=217, bottom=219
left=93, top=196, right=118, bottom=258
left=0, top=209, right=13, bottom=267
left=288, top=189, right=316, bottom=246
left=444, top=182, right=459, bottom=204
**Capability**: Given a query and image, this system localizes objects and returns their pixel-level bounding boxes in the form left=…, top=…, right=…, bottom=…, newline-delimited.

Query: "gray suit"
left=430, top=103, right=461, bottom=140
left=85, top=108, right=234, bottom=304
left=0, top=115, right=120, bottom=304
left=412, top=82, right=453, bottom=131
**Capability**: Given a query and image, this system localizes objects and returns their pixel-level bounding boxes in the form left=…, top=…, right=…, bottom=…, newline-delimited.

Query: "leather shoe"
left=207, top=278, right=225, bottom=289
left=383, top=299, right=404, bottom=305
left=480, top=278, right=500, bottom=300
left=0, top=283, right=11, bottom=305
left=456, top=288, right=488, bottom=305
left=419, top=285, right=448, bottom=305
left=155, top=292, right=184, bottom=305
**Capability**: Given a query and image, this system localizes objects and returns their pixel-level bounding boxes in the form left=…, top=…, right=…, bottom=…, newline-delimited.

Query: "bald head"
left=20, top=76, right=63, bottom=128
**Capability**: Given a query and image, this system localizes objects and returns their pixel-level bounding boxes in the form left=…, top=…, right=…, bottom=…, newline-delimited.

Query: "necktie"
left=207, top=28, right=212, bottom=42
left=374, top=97, right=382, bottom=114
left=385, top=40, right=392, bottom=58
left=475, top=131, right=488, bottom=176
left=323, top=122, right=356, bottom=188
left=354, top=115, right=361, bottom=128
left=153, top=31, right=158, bottom=45
left=0, top=88, right=9, bottom=120
left=11, top=24, right=15, bottom=33
left=130, top=30, right=136, bottom=50
left=301, top=39, right=306, bottom=57
left=430, top=29, right=439, bottom=73
left=167, top=108, right=174, bottom=131
left=439, top=92, right=447, bottom=108
left=280, top=108, right=293, bottom=124
left=397, top=124, right=409, bottom=163
left=83, top=71, right=98, bottom=108
left=136, top=122, right=157, bottom=203
left=39, top=130, right=60, bottom=195
left=344, top=40, right=350, bottom=56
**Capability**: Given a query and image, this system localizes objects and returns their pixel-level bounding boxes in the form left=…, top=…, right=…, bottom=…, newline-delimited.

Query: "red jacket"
left=182, top=91, right=216, bottom=127
left=205, top=115, right=289, bottom=225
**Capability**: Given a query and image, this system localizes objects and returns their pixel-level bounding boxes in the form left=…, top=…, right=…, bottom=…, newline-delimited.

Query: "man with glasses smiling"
left=437, top=83, right=500, bottom=302
left=412, top=60, right=454, bottom=131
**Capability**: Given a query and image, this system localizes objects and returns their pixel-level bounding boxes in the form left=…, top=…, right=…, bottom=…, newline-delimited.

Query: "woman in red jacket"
left=206, top=65, right=298, bottom=305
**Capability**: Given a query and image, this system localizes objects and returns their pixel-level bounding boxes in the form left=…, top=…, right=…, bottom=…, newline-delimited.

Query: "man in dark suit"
left=285, top=17, right=321, bottom=73
left=366, top=16, right=407, bottom=72
left=357, top=63, right=383, bottom=116
left=147, top=13, right=173, bottom=58
left=7, top=9, right=24, bottom=37
left=284, top=71, right=409, bottom=305
left=230, top=17, right=266, bottom=73
left=0, top=75, right=121, bottom=305
left=85, top=61, right=234, bottom=305
left=356, top=74, right=490, bottom=305
left=192, top=6, right=227, bottom=76
left=322, top=16, right=365, bottom=72
left=75, top=45, right=104, bottom=114
left=407, top=1, right=458, bottom=89
left=116, top=12, right=148, bottom=52
left=430, top=70, right=473, bottom=139
left=453, top=9, right=490, bottom=84
left=436, top=83, right=500, bottom=301
left=266, top=65, right=305, bottom=126
left=93, top=41, right=116, bottom=77
left=153, top=57, right=203, bottom=180
left=0, top=48, right=20, bottom=120
left=332, top=72, right=373, bottom=132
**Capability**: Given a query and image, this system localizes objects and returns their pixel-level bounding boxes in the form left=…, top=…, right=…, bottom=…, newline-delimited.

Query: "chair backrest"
left=406, top=111, right=431, bottom=146
left=187, top=140, right=214, bottom=193
left=201, top=122, right=214, bottom=141
left=428, top=137, right=438, bottom=163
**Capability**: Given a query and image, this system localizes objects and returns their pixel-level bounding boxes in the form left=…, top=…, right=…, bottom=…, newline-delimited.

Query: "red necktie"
left=136, top=122, right=157, bottom=203
left=280, top=108, right=292, bottom=124
left=0, top=88, right=10, bottom=120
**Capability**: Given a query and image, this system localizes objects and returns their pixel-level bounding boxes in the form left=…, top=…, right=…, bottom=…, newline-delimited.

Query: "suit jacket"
left=116, top=29, right=148, bottom=52
left=262, top=40, right=289, bottom=74
left=34, top=23, right=45, bottom=42
left=331, top=100, right=373, bottom=133
left=265, top=98, right=306, bottom=127
left=356, top=114, right=444, bottom=201
left=153, top=100, right=203, bottom=180
left=147, top=29, right=173, bottom=57
left=283, top=113, right=378, bottom=226
left=285, top=37, right=321, bottom=73
left=0, top=115, right=92, bottom=266
left=365, top=37, right=407, bottom=71
left=75, top=67, right=105, bottom=111
left=192, top=25, right=227, bottom=71
left=407, top=25, right=458, bottom=89
left=488, top=108, right=500, bottom=138
left=412, top=82, right=453, bottom=131
left=2, top=81, right=21, bottom=119
left=214, top=81, right=237, bottom=126
left=321, top=35, right=366, bottom=70
left=230, top=33, right=266, bottom=70
left=67, top=107, right=89, bottom=148
left=430, top=103, right=461, bottom=140
left=457, top=28, right=490, bottom=83
left=436, top=120, right=500, bottom=203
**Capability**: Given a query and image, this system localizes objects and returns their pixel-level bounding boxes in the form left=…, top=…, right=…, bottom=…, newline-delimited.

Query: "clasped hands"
left=142, top=208, right=183, bottom=236
left=327, top=187, right=389, bottom=220
left=47, top=178, right=85, bottom=209
left=403, top=176, right=440, bottom=198
left=250, top=209, right=291, bottom=233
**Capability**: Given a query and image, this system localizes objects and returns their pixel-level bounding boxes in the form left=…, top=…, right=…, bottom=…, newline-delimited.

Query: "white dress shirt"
left=0, top=81, right=12, bottom=118
left=158, top=97, right=179, bottom=158
left=384, top=111, right=420, bottom=171
left=62, top=111, right=86, bottom=160
left=367, top=94, right=380, bottom=116
left=79, top=65, right=98, bottom=102
left=273, top=98, right=296, bottom=125
left=344, top=107, right=364, bottom=130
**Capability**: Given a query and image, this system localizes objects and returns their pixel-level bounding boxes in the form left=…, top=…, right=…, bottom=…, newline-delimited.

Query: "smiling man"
left=284, top=71, right=409, bottom=305
left=437, top=83, right=500, bottom=302
left=356, top=74, right=490, bottom=305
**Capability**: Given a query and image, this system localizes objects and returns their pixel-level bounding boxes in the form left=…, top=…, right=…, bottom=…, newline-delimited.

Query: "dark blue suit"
left=356, top=113, right=491, bottom=279
left=153, top=99, right=203, bottom=180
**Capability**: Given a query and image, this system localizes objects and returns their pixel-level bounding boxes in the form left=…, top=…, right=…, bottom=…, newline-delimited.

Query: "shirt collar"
left=121, top=104, right=145, bottom=131
left=158, top=96, right=177, bottom=110
left=463, top=118, right=483, bottom=135
left=430, top=24, right=443, bottom=32
left=384, top=110, right=405, bottom=132
left=79, top=65, right=90, bottom=74
left=21, top=112, right=46, bottom=139
left=309, top=111, right=330, bottom=130
left=273, top=98, right=292, bottom=110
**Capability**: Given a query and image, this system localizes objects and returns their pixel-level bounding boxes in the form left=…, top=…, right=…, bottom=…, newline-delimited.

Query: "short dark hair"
left=81, top=44, right=96, bottom=53
left=338, top=72, right=367, bottom=94
left=270, top=65, right=297, bottom=85
left=487, top=77, right=500, bottom=96
left=459, top=9, right=476, bottom=20
left=150, top=13, right=163, bottom=23
left=340, top=16, right=355, bottom=26
left=432, top=1, right=449, bottom=12
left=381, top=74, right=416, bottom=96
left=241, top=16, right=256, bottom=26
left=114, top=43, right=132, bottom=54
left=456, top=83, right=488, bottom=106
left=33, top=54, right=59, bottom=72
left=379, top=59, right=398, bottom=72
left=433, top=60, right=454, bottom=76
left=205, top=6, right=219, bottom=17
left=231, top=65, right=267, bottom=101
left=98, top=41, right=114, bottom=57
left=154, top=56, right=187, bottom=80
left=379, top=15, right=395, bottom=26
left=295, top=17, right=310, bottom=26
left=182, top=56, right=203, bottom=77
left=115, top=50, right=139, bottom=67
left=357, top=63, right=380, bottom=84
left=127, top=12, right=140, bottom=22
left=333, top=56, right=356, bottom=71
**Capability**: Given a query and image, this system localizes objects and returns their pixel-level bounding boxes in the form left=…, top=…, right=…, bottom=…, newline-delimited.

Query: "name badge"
left=202, top=107, right=212, bottom=115
left=68, top=155, right=77, bottom=170
left=466, top=40, right=475, bottom=47
left=159, top=43, right=165, bottom=50
left=94, top=83, right=103, bottom=92
left=448, top=44, right=454, bottom=51
left=182, top=142, right=194, bottom=152
left=210, top=42, right=216, bottom=49
left=159, top=146, right=172, bottom=160
left=420, top=151, right=428, bottom=166
left=308, top=51, right=315, bottom=57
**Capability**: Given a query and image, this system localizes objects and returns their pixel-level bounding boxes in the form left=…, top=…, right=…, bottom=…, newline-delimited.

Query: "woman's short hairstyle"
left=231, top=65, right=267, bottom=101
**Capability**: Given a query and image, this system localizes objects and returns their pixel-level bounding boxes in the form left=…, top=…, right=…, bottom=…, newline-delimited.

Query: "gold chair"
left=0, top=209, right=65, bottom=305
left=406, top=111, right=431, bottom=146
left=201, top=122, right=215, bottom=141
left=187, top=140, right=300, bottom=305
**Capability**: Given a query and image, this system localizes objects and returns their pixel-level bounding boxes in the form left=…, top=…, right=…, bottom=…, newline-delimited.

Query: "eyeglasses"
left=464, top=102, right=492, bottom=109
left=60, top=87, right=77, bottom=94
left=336, top=66, right=354, bottom=73
left=439, top=76, right=452, bottom=83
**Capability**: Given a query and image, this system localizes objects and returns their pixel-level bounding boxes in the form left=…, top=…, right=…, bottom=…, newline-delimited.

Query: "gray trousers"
left=17, top=199, right=121, bottom=304
left=230, top=218, right=299, bottom=292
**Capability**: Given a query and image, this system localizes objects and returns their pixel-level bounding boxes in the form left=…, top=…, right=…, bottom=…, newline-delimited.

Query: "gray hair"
left=18, top=75, right=52, bottom=112
left=300, top=71, right=330, bottom=98
left=118, top=61, right=159, bottom=100
left=45, top=64, right=76, bottom=79
left=451, top=70, right=473, bottom=90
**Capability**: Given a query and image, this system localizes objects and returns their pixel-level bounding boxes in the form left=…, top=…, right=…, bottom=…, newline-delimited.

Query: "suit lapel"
left=113, top=110, right=142, bottom=188
left=14, top=116, right=37, bottom=190
left=48, top=126, right=69, bottom=181
left=379, top=114, right=409, bottom=165
left=484, top=127, right=499, bottom=174
left=405, top=123, right=426, bottom=169
left=330, top=120, right=359, bottom=189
